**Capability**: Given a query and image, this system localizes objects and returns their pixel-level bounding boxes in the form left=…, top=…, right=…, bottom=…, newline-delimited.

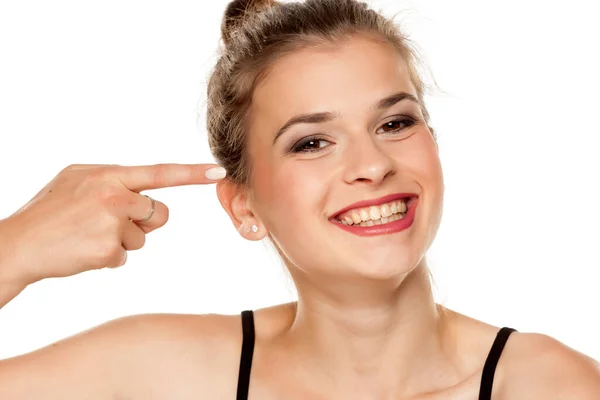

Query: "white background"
left=0, top=0, right=598, bottom=361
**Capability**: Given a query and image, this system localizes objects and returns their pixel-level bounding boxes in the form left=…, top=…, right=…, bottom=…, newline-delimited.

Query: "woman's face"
left=245, top=35, right=444, bottom=280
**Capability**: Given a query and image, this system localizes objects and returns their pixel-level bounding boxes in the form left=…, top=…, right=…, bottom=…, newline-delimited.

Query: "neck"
left=284, top=260, right=460, bottom=398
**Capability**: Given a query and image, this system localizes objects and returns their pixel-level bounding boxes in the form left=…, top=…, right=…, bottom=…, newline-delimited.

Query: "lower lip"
left=330, top=197, right=418, bottom=237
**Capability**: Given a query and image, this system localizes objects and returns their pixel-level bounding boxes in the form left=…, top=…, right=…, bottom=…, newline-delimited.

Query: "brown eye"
left=376, top=118, right=415, bottom=134
left=291, top=136, right=332, bottom=153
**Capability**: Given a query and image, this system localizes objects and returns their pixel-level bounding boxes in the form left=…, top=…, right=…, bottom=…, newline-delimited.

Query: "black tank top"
left=236, top=310, right=516, bottom=400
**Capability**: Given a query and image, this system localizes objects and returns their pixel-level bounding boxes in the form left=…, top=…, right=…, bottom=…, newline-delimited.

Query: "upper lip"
left=329, top=192, right=418, bottom=219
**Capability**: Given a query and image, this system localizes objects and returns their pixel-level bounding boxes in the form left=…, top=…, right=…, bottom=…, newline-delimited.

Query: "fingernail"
left=205, top=166, right=227, bottom=180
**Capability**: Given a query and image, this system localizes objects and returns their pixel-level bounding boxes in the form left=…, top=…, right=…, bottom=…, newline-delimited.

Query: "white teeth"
left=337, top=198, right=410, bottom=226
left=369, top=206, right=381, bottom=220
left=355, top=212, right=404, bottom=226
left=360, top=209, right=370, bottom=222
left=380, top=204, right=392, bottom=217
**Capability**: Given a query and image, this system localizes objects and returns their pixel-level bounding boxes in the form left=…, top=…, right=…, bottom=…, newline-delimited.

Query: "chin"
left=341, top=249, right=423, bottom=281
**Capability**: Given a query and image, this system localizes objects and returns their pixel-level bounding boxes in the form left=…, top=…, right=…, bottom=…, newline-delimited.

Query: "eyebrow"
left=272, top=91, right=419, bottom=145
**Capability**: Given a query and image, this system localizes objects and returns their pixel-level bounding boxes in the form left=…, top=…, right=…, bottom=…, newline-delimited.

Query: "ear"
left=216, top=179, right=266, bottom=240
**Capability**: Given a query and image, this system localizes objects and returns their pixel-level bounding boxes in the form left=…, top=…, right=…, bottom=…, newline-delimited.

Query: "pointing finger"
left=114, top=163, right=227, bottom=192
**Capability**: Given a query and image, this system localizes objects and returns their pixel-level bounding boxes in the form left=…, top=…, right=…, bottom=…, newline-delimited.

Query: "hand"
left=1, top=163, right=226, bottom=286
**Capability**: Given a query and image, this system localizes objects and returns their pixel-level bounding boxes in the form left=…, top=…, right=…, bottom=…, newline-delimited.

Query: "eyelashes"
left=289, top=116, right=417, bottom=154
left=375, top=117, right=417, bottom=135
left=290, top=137, right=331, bottom=153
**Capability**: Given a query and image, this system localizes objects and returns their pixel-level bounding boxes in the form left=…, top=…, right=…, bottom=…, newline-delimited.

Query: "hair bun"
left=221, top=0, right=275, bottom=47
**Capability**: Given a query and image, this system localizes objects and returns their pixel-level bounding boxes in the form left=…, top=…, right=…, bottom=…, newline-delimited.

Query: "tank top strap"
left=236, top=310, right=255, bottom=400
left=478, top=327, right=517, bottom=400
left=236, top=312, right=515, bottom=400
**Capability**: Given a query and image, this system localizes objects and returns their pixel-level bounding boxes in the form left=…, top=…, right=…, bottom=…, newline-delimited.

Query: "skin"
left=215, top=35, right=600, bottom=398
left=223, top=34, right=453, bottom=397
left=0, top=35, right=598, bottom=399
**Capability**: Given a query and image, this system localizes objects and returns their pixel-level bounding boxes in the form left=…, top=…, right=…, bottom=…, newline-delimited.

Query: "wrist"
left=0, top=216, right=33, bottom=289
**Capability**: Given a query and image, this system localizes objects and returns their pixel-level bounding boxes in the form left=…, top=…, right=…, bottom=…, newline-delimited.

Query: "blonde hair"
left=206, top=0, right=435, bottom=186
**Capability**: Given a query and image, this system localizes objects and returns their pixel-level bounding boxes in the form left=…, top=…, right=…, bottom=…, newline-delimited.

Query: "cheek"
left=252, top=156, right=333, bottom=228
left=404, top=132, right=445, bottom=232
left=403, top=132, right=443, bottom=190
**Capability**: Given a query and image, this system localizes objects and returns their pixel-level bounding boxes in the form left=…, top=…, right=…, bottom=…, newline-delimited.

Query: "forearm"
left=0, top=218, right=29, bottom=309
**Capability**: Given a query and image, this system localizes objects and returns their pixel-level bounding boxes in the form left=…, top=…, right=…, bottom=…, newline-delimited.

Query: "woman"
left=0, top=0, right=598, bottom=399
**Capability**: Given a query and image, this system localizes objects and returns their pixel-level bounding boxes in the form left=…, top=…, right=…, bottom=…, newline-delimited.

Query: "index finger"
left=113, top=163, right=227, bottom=191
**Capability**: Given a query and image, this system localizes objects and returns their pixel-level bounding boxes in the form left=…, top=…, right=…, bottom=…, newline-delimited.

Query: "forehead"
left=250, top=36, right=416, bottom=124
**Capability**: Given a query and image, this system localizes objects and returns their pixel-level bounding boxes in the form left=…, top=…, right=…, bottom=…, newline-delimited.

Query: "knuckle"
left=97, top=240, right=124, bottom=264
left=86, top=166, right=110, bottom=181
left=77, top=168, right=109, bottom=193
left=108, top=214, right=123, bottom=230
left=124, top=194, right=139, bottom=208
left=97, top=212, right=123, bottom=236
left=96, top=187, right=123, bottom=209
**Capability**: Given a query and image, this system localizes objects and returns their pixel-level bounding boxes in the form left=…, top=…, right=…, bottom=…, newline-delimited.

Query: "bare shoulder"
left=103, top=311, right=246, bottom=398
left=0, top=310, right=246, bottom=399
left=498, top=331, right=600, bottom=399
left=113, top=302, right=296, bottom=398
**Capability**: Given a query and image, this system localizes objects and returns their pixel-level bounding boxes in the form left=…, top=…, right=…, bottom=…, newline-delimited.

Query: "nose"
left=342, top=134, right=395, bottom=186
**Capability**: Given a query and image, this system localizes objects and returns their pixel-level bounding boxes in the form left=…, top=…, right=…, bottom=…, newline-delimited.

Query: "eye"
left=376, top=117, right=416, bottom=135
left=291, top=136, right=332, bottom=153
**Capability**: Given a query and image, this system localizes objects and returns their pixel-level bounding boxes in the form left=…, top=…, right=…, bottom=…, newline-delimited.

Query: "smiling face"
left=243, top=35, right=444, bottom=281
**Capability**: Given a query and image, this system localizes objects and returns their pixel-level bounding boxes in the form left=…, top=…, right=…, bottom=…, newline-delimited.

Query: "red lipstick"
left=329, top=193, right=419, bottom=237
